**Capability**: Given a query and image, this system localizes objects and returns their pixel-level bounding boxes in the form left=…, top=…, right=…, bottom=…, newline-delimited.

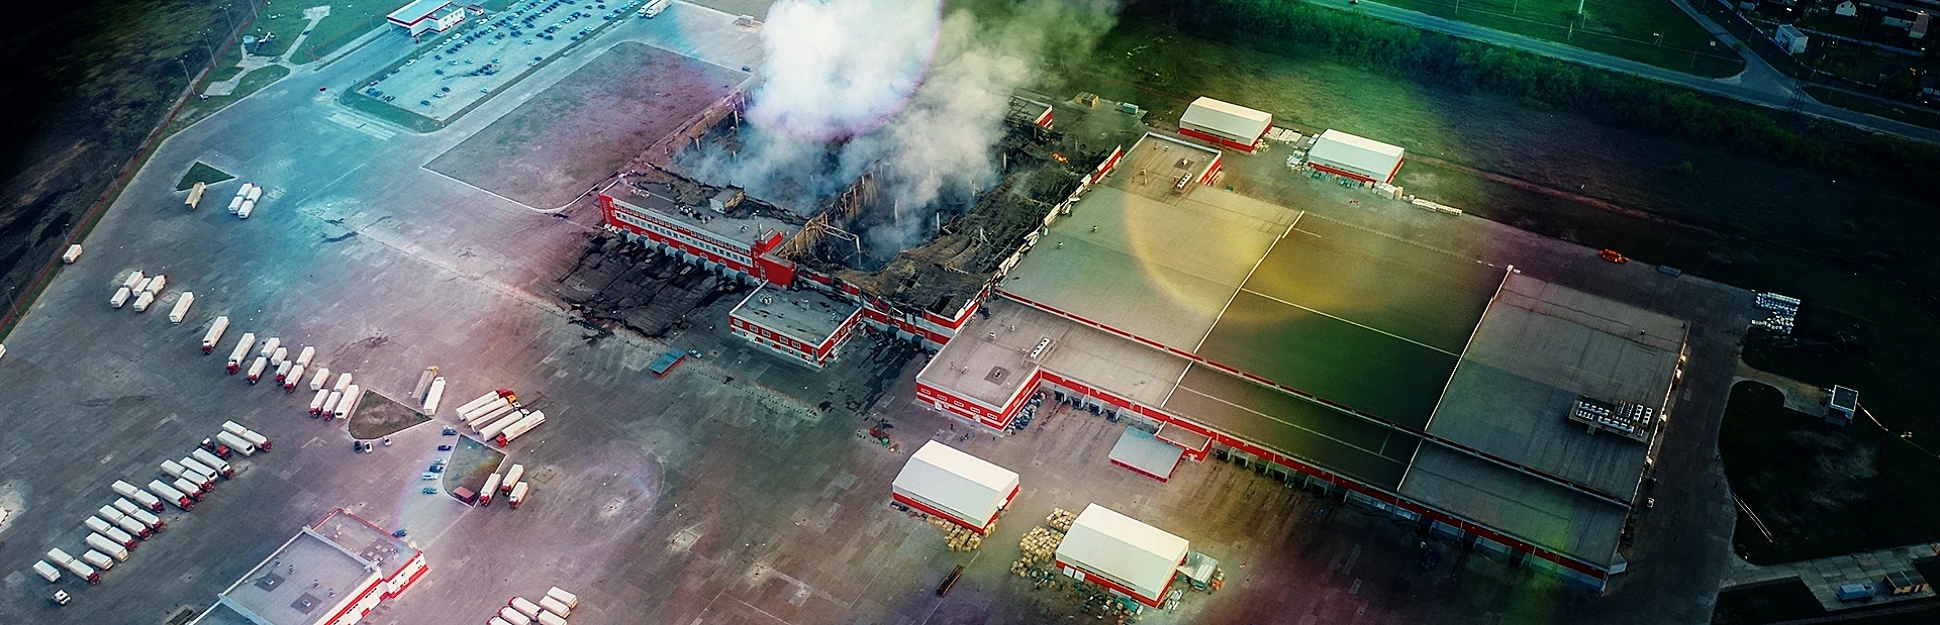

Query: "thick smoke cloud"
left=693, top=0, right=1118, bottom=257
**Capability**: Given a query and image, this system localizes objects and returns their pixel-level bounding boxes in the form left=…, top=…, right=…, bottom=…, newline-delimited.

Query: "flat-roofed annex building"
left=386, top=0, right=467, bottom=37
left=190, top=509, right=427, bottom=625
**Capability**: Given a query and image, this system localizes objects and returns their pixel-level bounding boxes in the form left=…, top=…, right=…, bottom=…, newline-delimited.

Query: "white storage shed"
left=1054, top=504, right=1190, bottom=607
left=891, top=441, right=1021, bottom=534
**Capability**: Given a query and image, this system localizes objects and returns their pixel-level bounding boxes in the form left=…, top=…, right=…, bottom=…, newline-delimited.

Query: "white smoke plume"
left=692, top=0, right=1118, bottom=257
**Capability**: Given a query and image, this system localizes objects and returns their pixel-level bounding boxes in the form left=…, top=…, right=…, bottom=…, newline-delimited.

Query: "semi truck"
left=173, top=477, right=208, bottom=501
left=283, top=364, right=305, bottom=392
left=201, top=316, right=230, bottom=353
left=497, top=606, right=532, bottom=625
left=294, top=345, right=315, bottom=368
left=216, top=431, right=257, bottom=456
left=200, top=437, right=233, bottom=459
left=497, top=411, right=546, bottom=446
left=333, top=372, right=353, bottom=392
left=423, top=377, right=446, bottom=415
left=112, top=498, right=166, bottom=531
left=270, top=346, right=288, bottom=367
left=121, top=271, right=144, bottom=290
left=110, top=287, right=131, bottom=308
left=97, top=505, right=151, bottom=538
left=85, top=533, right=130, bottom=561
left=545, top=587, right=579, bottom=609
left=47, top=548, right=97, bottom=584
left=310, top=389, right=331, bottom=415
left=469, top=402, right=517, bottom=428
left=145, top=274, right=166, bottom=295
left=309, top=367, right=331, bottom=391
left=148, top=479, right=194, bottom=510
left=319, top=390, right=342, bottom=418
left=479, top=473, right=503, bottom=506
left=112, top=480, right=164, bottom=512
left=191, top=448, right=235, bottom=477
left=455, top=390, right=503, bottom=416
left=508, top=482, right=529, bottom=509
left=84, top=518, right=138, bottom=548
left=245, top=357, right=267, bottom=383
left=226, top=332, right=256, bottom=374
left=501, top=465, right=526, bottom=492
left=180, top=457, right=222, bottom=483
left=535, top=611, right=567, bottom=625
left=259, top=337, right=280, bottom=360
left=223, top=421, right=272, bottom=450
left=161, top=460, right=213, bottom=492
left=273, top=360, right=293, bottom=384
left=132, top=291, right=155, bottom=312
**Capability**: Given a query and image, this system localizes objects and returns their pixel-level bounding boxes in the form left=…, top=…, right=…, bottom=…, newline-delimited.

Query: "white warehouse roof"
left=388, top=0, right=453, bottom=25
left=1309, top=129, right=1406, bottom=183
left=892, top=441, right=1020, bottom=529
left=1180, top=97, right=1273, bottom=144
left=1056, top=504, right=1190, bottom=601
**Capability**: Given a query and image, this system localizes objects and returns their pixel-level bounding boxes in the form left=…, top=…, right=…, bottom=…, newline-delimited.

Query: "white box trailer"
left=173, top=477, right=206, bottom=501
left=192, top=449, right=234, bottom=478
left=477, top=410, right=524, bottom=440
left=122, top=271, right=145, bottom=290
left=456, top=390, right=503, bottom=416
left=132, top=291, right=155, bottom=312
left=112, top=480, right=163, bottom=512
left=167, top=292, right=194, bottom=323
left=310, top=388, right=331, bottom=415
left=535, top=610, right=566, bottom=625
left=508, top=481, right=529, bottom=509
left=227, top=195, right=244, bottom=214
left=148, top=479, right=195, bottom=510
left=62, top=244, right=82, bottom=264
left=162, top=460, right=212, bottom=492
left=237, top=198, right=255, bottom=218
left=110, top=287, right=131, bottom=308
left=258, top=337, right=280, bottom=360
left=1054, top=504, right=1190, bottom=607
left=223, top=421, right=272, bottom=450
left=538, top=595, right=572, bottom=617
left=84, top=518, right=138, bottom=548
left=498, top=608, right=533, bottom=625
left=320, top=390, right=343, bottom=418
left=468, top=401, right=516, bottom=427
left=497, top=412, right=546, bottom=446
left=86, top=533, right=131, bottom=561
left=246, top=357, right=267, bottom=383
left=545, top=587, right=578, bottom=609
left=489, top=618, right=516, bottom=625
left=294, top=345, right=315, bottom=368
left=81, top=550, right=116, bottom=570
left=180, top=457, right=221, bottom=484
left=227, top=332, right=256, bottom=374
left=335, top=385, right=362, bottom=420
left=510, top=597, right=543, bottom=619
left=333, top=372, right=353, bottom=392
left=113, top=499, right=166, bottom=530
left=216, top=431, right=257, bottom=456
left=201, top=316, right=230, bottom=353
left=422, top=377, right=446, bottom=415
left=33, top=560, right=61, bottom=583
left=145, top=274, right=166, bottom=295
left=891, top=441, right=1021, bottom=534
left=309, top=367, right=331, bottom=391
left=270, top=346, right=288, bottom=367
left=273, top=360, right=293, bottom=383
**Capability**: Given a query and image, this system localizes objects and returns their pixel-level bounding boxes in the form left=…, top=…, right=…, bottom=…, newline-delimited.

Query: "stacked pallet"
left=1046, top=508, right=1076, bottom=532
left=1018, top=526, right=1064, bottom=566
left=928, top=517, right=983, bottom=551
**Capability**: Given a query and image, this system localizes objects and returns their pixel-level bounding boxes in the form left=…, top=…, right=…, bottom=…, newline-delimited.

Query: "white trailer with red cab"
left=192, top=448, right=234, bottom=478
left=226, top=332, right=256, bottom=374
left=112, top=480, right=163, bottom=512
left=201, top=316, right=229, bottom=353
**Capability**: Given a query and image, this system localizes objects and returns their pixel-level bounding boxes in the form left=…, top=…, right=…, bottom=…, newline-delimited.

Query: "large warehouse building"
left=911, top=132, right=1686, bottom=592
left=1307, top=129, right=1406, bottom=184
left=1177, top=97, right=1272, bottom=153
left=1055, top=504, right=1191, bottom=607
left=891, top=441, right=1021, bottom=535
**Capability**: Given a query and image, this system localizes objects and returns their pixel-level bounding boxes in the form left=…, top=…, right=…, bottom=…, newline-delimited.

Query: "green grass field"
left=1369, top=0, right=1745, bottom=77
left=175, top=162, right=235, bottom=191
left=166, top=64, right=292, bottom=137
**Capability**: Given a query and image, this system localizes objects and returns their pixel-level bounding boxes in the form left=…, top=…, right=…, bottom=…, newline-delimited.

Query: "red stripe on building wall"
left=892, top=492, right=994, bottom=535
left=1310, top=162, right=1375, bottom=184
left=1053, top=558, right=1172, bottom=607
left=1176, top=126, right=1258, bottom=153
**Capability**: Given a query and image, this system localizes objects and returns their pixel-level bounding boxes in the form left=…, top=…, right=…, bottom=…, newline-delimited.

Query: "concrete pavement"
left=1320, top=0, right=1940, bottom=143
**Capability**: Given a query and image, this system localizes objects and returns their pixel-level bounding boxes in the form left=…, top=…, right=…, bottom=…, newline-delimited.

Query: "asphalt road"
left=1325, top=0, right=1940, bottom=143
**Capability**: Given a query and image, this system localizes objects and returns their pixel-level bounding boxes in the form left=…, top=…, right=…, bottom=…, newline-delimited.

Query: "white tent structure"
left=891, top=441, right=1021, bottom=534
left=1178, top=97, right=1272, bottom=152
left=1054, top=504, right=1190, bottom=607
left=1307, top=129, right=1406, bottom=184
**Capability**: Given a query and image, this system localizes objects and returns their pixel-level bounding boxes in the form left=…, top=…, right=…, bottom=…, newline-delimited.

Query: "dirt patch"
left=444, top=435, right=505, bottom=503
left=426, top=41, right=745, bottom=208
left=347, top=390, right=431, bottom=439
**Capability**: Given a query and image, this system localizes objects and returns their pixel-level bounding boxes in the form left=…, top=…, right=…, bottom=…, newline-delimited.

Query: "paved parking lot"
left=367, top=0, right=735, bottom=122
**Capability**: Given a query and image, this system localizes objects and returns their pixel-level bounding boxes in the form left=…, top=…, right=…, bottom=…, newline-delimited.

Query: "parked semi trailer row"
left=488, top=587, right=578, bottom=625
left=40, top=432, right=255, bottom=589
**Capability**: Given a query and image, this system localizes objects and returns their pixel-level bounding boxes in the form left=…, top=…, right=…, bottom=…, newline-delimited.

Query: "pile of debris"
left=928, top=517, right=984, bottom=551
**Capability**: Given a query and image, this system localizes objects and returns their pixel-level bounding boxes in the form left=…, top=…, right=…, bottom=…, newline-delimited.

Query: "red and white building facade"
left=196, top=509, right=427, bottom=625
left=729, top=285, right=864, bottom=369
left=1178, top=97, right=1272, bottom=153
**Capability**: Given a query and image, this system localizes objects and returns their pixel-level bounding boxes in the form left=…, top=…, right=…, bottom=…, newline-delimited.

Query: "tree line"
left=1142, top=0, right=1940, bottom=201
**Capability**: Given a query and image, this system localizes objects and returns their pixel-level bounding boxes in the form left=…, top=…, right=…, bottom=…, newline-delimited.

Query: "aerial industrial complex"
left=0, top=0, right=1761, bottom=623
